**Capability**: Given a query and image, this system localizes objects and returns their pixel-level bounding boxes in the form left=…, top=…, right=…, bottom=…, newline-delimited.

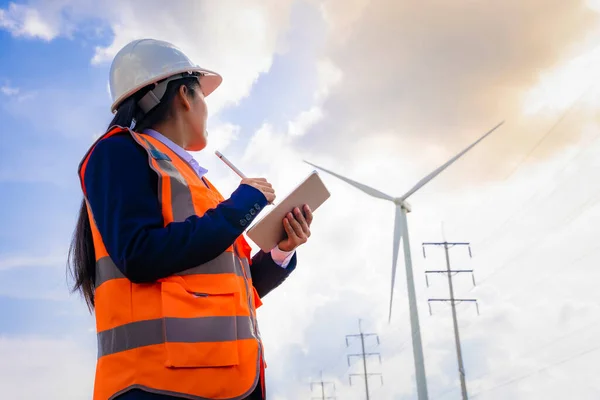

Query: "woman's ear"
left=177, top=85, right=192, bottom=112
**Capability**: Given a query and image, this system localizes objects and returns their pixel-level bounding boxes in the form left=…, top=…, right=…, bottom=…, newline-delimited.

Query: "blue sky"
left=0, top=0, right=324, bottom=342
left=0, top=4, right=336, bottom=397
left=3, top=1, right=600, bottom=399
left=0, top=31, right=99, bottom=345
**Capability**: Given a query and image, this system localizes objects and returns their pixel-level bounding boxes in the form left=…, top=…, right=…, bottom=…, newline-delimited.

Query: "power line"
left=433, top=220, right=600, bottom=395
left=439, top=316, right=600, bottom=399
left=310, top=370, right=336, bottom=400
left=309, top=328, right=374, bottom=385
left=467, top=178, right=600, bottom=291
left=470, top=341, right=600, bottom=398
left=441, top=81, right=599, bottom=255
left=423, top=241, right=478, bottom=400
left=427, top=215, right=600, bottom=399
left=447, top=144, right=600, bottom=295
left=437, top=127, right=600, bottom=310
left=468, top=236, right=600, bottom=308
left=446, top=257, right=600, bottom=399
left=472, top=95, right=600, bottom=252
left=486, top=56, right=598, bottom=190
left=346, top=319, right=383, bottom=400
left=432, top=323, right=600, bottom=400
left=306, top=330, right=376, bottom=399
left=502, top=87, right=590, bottom=182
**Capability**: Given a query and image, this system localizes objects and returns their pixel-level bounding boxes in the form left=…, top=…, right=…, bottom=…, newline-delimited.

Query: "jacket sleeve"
left=83, top=133, right=269, bottom=283
left=250, top=250, right=297, bottom=298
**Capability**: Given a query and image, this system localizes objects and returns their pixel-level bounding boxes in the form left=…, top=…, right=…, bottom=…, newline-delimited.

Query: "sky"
left=2, top=0, right=600, bottom=399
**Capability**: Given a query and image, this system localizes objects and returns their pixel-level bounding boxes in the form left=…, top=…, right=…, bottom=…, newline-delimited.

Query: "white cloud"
left=232, top=87, right=600, bottom=399
left=287, top=106, right=323, bottom=137
left=0, top=253, right=65, bottom=271
left=0, top=252, right=71, bottom=300
left=0, top=3, right=60, bottom=40
left=1, top=84, right=19, bottom=96
left=4, top=1, right=600, bottom=399
left=0, top=83, right=36, bottom=102
left=285, top=59, right=341, bottom=137
left=203, top=122, right=241, bottom=153
left=317, top=0, right=370, bottom=44
left=87, top=0, right=296, bottom=115
left=315, top=58, right=343, bottom=102
left=0, top=0, right=296, bottom=116
left=523, top=44, right=600, bottom=115
left=304, top=0, right=600, bottom=174
left=0, top=336, right=94, bottom=398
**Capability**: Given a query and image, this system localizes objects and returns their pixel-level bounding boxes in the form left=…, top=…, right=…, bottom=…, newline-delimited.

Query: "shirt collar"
left=142, top=128, right=208, bottom=177
left=143, top=128, right=193, bottom=163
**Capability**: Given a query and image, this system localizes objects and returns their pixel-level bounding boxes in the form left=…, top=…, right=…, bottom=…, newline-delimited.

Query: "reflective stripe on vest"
left=94, top=251, right=250, bottom=288
left=78, top=126, right=262, bottom=400
left=98, top=316, right=256, bottom=357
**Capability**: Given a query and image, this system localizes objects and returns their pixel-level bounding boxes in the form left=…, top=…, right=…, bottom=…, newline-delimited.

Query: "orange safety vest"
left=79, top=126, right=265, bottom=400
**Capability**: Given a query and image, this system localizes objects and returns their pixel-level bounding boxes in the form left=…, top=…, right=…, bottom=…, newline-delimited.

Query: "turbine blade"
left=401, top=120, right=505, bottom=200
left=388, top=203, right=404, bottom=322
left=304, top=160, right=394, bottom=201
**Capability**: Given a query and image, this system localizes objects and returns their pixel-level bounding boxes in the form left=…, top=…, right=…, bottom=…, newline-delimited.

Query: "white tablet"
left=246, top=170, right=331, bottom=252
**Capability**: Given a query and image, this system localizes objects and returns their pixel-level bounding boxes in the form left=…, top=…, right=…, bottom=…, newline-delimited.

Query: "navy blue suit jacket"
left=84, top=132, right=296, bottom=300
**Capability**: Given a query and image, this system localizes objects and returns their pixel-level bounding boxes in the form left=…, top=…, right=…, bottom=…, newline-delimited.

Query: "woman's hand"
left=241, top=178, right=276, bottom=204
left=278, top=204, right=313, bottom=252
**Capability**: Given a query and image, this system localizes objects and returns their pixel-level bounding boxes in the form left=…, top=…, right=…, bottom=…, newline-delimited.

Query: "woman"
left=68, top=38, right=313, bottom=400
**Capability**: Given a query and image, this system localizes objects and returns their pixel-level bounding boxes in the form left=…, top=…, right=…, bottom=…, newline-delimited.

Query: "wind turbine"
left=304, top=121, right=504, bottom=400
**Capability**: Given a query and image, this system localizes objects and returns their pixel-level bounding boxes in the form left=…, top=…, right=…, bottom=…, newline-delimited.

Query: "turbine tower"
left=304, top=121, right=504, bottom=400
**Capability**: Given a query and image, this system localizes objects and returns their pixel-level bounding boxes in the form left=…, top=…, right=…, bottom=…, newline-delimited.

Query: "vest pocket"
left=160, top=280, right=241, bottom=368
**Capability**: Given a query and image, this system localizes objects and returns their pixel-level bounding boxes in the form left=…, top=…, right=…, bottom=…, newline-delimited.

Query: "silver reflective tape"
left=136, top=135, right=195, bottom=223
left=155, top=158, right=196, bottom=223
left=95, top=256, right=125, bottom=288
left=96, top=252, right=245, bottom=287
left=239, top=257, right=251, bottom=278
left=98, top=316, right=255, bottom=357
left=176, top=251, right=242, bottom=277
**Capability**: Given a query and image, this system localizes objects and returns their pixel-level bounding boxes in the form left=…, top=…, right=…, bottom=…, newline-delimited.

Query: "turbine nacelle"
left=394, top=198, right=412, bottom=212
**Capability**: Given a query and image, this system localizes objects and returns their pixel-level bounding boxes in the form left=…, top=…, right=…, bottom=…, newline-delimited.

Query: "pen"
left=215, top=150, right=247, bottom=179
left=215, top=150, right=275, bottom=205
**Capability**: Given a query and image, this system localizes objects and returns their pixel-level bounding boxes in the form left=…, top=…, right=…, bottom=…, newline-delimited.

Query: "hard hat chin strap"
left=137, top=72, right=200, bottom=114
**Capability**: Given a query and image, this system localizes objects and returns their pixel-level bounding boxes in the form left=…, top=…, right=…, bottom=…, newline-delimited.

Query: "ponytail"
left=67, top=75, right=200, bottom=312
left=109, top=96, right=138, bottom=130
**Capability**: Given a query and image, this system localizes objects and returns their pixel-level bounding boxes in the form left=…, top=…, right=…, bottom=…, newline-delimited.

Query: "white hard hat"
left=109, top=38, right=222, bottom=114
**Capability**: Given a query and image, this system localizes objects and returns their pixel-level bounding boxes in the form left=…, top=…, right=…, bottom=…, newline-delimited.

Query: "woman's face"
left=184, top=86, right=209, bottom=151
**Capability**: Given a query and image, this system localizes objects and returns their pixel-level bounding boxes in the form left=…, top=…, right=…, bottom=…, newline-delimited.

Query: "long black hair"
left=67, top=75, right=200, bottom=312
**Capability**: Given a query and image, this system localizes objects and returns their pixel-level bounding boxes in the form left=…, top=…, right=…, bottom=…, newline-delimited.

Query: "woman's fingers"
left=240, top=178, right=276, bottom=203
left=278, top=204, right=315, bottom=251
left=293, top=207, right=311, bottom=237
left=287, top=212, right=307, bottom=243
left=303, top=205, right=313, bottom=226
left=254, top=183, right=275, bottom=194
left=283, top=217, right=295, bottom=237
